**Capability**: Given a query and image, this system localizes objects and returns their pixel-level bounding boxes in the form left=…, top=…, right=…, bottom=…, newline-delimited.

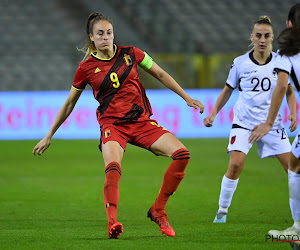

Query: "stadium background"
left=1, top=0, right=299, bottom=140
left=1, top=1, right=300, bottom=249
left=1, top=0, right=297, bottom=91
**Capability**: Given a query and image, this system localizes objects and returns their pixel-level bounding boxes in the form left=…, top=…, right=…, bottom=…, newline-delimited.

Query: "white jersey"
left=275, top=50, right=300, bottom=158
left=226, top=51, right=283, bottom=130
left=274, top=51, right=300, bottom=97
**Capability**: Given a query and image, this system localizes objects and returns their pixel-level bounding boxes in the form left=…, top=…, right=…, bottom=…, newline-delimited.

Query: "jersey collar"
left=249, top=50, right=272, bottom=65
left=91, top=44, right=118, bottom=61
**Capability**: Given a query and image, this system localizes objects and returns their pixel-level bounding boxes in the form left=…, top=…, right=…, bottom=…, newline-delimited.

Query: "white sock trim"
left=218, top=206, right=228, bottom=213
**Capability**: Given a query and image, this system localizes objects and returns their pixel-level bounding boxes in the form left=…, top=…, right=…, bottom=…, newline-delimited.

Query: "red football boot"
left=147, top=207, right=175, bottom=237
left=107, top=222, right=124, bottom=239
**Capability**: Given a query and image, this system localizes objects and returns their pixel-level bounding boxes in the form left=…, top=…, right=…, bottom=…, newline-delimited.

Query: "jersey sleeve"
left=226, top=59, right=239, bottom=89
left=134, top=47, right=153, bottom=70
left=72, top=65, right=88, bottom=91
left=274, top=53, right=292, bottom=75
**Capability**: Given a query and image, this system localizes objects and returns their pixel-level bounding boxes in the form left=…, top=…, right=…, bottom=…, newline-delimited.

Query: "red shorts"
left=99, top=119, right=170, bottom=151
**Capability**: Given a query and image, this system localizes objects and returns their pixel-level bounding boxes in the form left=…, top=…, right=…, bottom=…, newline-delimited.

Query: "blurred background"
left=1, top=0, right=299, bottom=140
left=1, top=0, right=298, bottom=91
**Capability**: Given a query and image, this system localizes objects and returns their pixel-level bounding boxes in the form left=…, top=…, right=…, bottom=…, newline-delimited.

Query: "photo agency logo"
left=265, top=234, right=300, bottom=248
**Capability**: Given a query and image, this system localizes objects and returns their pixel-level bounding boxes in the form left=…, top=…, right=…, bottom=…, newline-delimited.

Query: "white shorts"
left=291, top=131, right=300, bottom=158
left=227, top=127, right=291, bottom=158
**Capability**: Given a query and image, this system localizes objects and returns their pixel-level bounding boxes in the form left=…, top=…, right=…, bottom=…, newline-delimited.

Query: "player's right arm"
left=204, top=58, right=238, bottom=127
left=203, top=85, right=233, bottom=127
left=32, top=87, right=82, bottom=156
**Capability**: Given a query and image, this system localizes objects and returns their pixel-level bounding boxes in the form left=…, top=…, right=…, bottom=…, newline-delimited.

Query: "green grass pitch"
left=0, top=139, right=294, bottom=249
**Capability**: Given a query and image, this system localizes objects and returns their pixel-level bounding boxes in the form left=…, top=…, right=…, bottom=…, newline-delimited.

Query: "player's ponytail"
left=78, top=13, right=113, bottom=61
left=278, top=4, right=300, bottom=56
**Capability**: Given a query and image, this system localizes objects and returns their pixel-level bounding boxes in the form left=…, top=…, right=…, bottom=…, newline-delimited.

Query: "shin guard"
left=103, top=162, right=121, bottom=223
left=154, top=148, right=190, bottom=212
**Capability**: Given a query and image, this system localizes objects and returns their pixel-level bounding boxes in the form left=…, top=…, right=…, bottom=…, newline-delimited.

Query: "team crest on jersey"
left=123, top=54, right=132, bottom=66
left=230, top=135, right=236, bottom=144
left=104, top=129, right=111, bottom=138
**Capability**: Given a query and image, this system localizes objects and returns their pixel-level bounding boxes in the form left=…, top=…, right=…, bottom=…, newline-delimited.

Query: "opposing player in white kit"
left=249, top=4, right=300, bottom=246
left=204, top=16, right=297, bottom=223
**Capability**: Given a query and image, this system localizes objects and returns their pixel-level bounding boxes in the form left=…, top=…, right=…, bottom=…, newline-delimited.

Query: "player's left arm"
left=286, top=83, right=297, bottom=132
left=249, top=71, right=289, bottom=143
left=146, top=61, right=205, bottom=114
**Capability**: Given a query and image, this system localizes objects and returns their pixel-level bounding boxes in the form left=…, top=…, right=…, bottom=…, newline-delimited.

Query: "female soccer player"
left=249, top=4, right=300, bottom=244
left=203, top=16, right=297, bottom=223
left=32, top=13, right=204, bottom=239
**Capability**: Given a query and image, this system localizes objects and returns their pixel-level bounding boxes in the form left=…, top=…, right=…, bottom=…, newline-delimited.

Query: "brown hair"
left=79, top=13, right=113, bottom=61
left=278, top=4, right=300, bottom=56
left=251, top=16, right=273, bottom=31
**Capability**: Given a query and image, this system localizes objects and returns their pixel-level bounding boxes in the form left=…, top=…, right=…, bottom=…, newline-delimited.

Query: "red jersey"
left=73, top=45, right=153, bottom=127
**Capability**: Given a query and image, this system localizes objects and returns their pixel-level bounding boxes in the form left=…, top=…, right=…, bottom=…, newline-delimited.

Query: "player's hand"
left=288, top=114, right=297, bottom=132
left=248, top=123, right=272, bottom=143
left=32, top=137, right=51, bottom=156
left=187, top=98, right=205, bottom=114
left=203, top=116, right=215, bottom=127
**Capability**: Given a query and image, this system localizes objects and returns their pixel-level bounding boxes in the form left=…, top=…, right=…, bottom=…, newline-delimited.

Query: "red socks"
left=154, top=148, right=190, bottom=213
left=103, top=162, right=121, bottom=224
left=103, top=149, right=190, bottom=222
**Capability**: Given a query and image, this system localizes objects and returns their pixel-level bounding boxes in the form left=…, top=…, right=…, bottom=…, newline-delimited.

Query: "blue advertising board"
left=0, top=89, right=297, bottom=140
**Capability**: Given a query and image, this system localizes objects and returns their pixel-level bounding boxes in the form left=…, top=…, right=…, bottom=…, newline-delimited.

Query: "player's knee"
left=289, top=163, right=300, bottom=173
left=289, top=154, right=300, bottom=173
left=230, top=161, right=241, bottom=169
left=227, top=161, right=243, bottom=178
